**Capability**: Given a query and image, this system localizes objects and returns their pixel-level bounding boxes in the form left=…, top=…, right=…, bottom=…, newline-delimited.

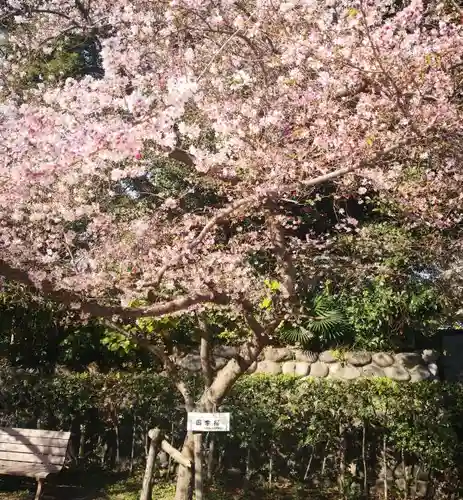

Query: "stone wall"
left=178, top=346, right=439, bottom=382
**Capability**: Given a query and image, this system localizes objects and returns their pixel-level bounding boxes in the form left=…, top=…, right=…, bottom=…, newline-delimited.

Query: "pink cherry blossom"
left=0, top=0, right=461, bottom=319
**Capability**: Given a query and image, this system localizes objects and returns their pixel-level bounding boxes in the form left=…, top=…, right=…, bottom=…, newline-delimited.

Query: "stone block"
left=294, top=350, right=318, bottom=363
left=255, top=360, right=282, bottom=375
left=294, top=362, right=311, bottom=377
left=394, top=352, right=423, bottom=368
left=214, top=346, right=238, bottom=358
left=329, top=362, right=361, bottom=380
left=428, top=363, right=438, bottom=376
left=282, top=361, right=296, bottom=376
left=319, top=350, right=337, bottom=363
left=409, top=366, right=431, bottom=382
left=415, top=480, right=428, bottom=497
left=372, top=352, right=394, bottom=367
left=213, top=356, right=228, bottom=370
left=263, top=347, right=293, bottom=362
left=247, top=361, right=257, bottom=374
left=395, top=478, right=406, bottom=491
left=384, top=364, right=411, bottom=381
left=346, top=351, right=372, bottom=366
left=308, top=362, right=329, bottom=378
left=362, top=364, right=385, bottom=378
left=422, top=348, right=439, bottom=364
left=178, top=354, right=201, bottom=371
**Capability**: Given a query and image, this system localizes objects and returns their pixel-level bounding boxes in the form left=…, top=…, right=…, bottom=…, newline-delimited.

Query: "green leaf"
left=260, top=297, right=272, bottom=309
left=264, top=279, right=281, bottom=292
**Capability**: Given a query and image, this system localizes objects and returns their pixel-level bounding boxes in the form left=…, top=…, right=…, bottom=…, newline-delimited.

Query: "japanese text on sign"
left=187, top=412, right=230, bottom=432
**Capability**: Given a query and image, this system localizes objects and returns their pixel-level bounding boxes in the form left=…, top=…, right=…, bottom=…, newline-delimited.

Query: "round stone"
left=362, top=364, right=385, bottom=378
left=428, top=363, right=438, bottom=376
left=213, top=356, right=228, bottom=370
left=319, top=350, right=337, bottom=363
left=247, top=361, right=257, bottom=374
left=409, top=366, right=431, bottom=382
left=415, top=480, right=428, bottom=498
left=394, top=352, right=423, bottom=368
left=422, top=349, right=439, bottom=364
left=372, top=353, right=394, bottom=367
left=294, top=362, right=310, bottom=377
left=329, top=363, right=361, bottom=380
left=178, top=354, right=201, bottom=371
left=282, top=361, right=296, bottom=376
left=346, top=351, right=372, bottom=366
left=214, top=346, right=238, bottom=358
left=308, top=361, right=329, bottom=378
left=384, top=365, right=411, bottom=381
left=263, top=347, right=293, bottom=362
left=255, top=360, right=282, bottom=375
left=294, top=350, right=318, bottom=363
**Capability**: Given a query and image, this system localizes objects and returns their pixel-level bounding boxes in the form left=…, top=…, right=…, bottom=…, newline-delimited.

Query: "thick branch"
left=269, top=216, right=296, bottom=298
left=104, top=320, right=195, bottom=411
left=199, top=308, right=280, bottom=408
left=149, top=140, right=409, bottom=291
left=0, top=259, right=228, bottom=319
left=0, top=140, right=409, bottom=316
left=198, top=322, right=213, bottom=390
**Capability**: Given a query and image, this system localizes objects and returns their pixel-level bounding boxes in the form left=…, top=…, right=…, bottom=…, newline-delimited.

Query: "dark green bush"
left=0, top=367, right=462, bottom=496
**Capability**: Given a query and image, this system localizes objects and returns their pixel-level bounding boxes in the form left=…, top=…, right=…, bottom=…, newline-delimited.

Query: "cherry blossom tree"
left=1, top=0, right=463, bottom=497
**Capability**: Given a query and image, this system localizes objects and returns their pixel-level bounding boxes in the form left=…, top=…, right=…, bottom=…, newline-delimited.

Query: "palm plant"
left=278, top=293, right=346, bottom=348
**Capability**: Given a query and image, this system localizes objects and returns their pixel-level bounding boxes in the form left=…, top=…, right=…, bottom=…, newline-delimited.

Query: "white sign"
left=187, top=412, right=230, bottom=432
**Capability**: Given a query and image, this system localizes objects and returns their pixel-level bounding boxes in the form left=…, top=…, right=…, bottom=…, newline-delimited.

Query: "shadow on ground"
left=0, top=469, right=140, bottom=500
left=0, top=469, right=337, bottom=500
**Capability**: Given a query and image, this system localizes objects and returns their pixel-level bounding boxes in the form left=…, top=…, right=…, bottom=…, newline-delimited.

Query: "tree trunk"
left=173, top=322, right=271, bottom=499
left=383, top=435, right=388, bottom=500
left=338, top=424, right=346, bottom=498
left=174, top=433, right=194, bottom=500
left=130, top=414, right=136, bottom=475
left=79, top=423, right=86, bottom=460
left=362, top=422, right=368, bottom=499
left=206, top=434, right=215, bottom=482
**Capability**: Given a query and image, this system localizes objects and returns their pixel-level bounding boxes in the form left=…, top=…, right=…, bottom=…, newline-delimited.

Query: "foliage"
left=337, top=276, right=445, bottom=350
left=1, top=367, right=463, bottom=495
left=0, top=284, right=152, bottom=372
left=278, top=292, right=345, bottom=349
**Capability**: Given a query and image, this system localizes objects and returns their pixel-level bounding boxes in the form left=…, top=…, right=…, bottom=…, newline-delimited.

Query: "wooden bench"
left=0, top=428, right=71, bottom=499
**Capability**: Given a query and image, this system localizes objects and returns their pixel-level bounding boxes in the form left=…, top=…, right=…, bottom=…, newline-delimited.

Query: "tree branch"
left=0, top=139, right=411, bottom=317
left=197, top=316, right=213, bottom=390
left=104, top=319, right=195, bottom=411
left=0, top=259, right=229, bottom=320
left=269, top=216, right=296, bottom=298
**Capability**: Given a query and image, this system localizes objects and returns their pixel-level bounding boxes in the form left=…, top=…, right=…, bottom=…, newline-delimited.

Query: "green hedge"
left=1, top=368, right=463, bottom=495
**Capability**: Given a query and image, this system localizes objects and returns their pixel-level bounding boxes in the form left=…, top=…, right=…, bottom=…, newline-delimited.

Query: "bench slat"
left=0, top=429, right=70, bottom=440
left=0, top=451, right=66, bottom=465
left=0, top=435, right=69, bottom=448
left=0, top=462, right=60, bottom=479
left=0, top=443, right=67, bottom=456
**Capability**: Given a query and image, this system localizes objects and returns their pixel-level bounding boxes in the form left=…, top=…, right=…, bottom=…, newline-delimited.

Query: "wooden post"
left=140, top=428, right=163, bottom=500
left=161, top=439, right=192, bottom=468
left=34, top=479, right=44, bottom=500
left=194, top=433, right=204, bottom=500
